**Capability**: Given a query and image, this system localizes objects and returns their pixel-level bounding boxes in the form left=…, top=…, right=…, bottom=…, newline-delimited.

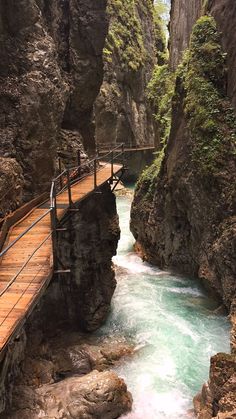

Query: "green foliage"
left=135, top=65, right=174, bottom=197
left=182, top=15, right=236, bottom=174
left=104, top=0, right=168, bottom=71
left=104, top=0, right=147, bottom=71
left=147, top=64, right=175, bottom=145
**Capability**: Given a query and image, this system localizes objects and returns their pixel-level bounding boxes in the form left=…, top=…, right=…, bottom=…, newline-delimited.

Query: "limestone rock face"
left=131, top=4, right=236, bottom=419
left=0, top=0, right=108, bottom=207
left=95, top=0, right=158, bottom=148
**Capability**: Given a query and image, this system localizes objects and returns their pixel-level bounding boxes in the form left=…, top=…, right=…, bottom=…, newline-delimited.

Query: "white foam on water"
left=121, top=388, right=192, bottom=419
left=114, top=253, right=169, bottom=276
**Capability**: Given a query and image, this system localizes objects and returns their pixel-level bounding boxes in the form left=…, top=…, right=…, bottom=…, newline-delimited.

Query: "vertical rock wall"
left=209, top=0, right=236, bottom=110
left=169, top=0, right=202, bottom=70
left=48, top=182, right=120, bottom=332
left=169, top=0, right=236, bottom=110
left=0, top=0, right=108, bottom=206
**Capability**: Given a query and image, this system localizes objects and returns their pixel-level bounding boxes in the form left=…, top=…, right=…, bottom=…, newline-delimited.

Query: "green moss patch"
left=182, top=15, right=236, bottom=174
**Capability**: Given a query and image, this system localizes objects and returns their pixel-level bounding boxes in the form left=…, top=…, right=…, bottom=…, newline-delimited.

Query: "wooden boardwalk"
left=0, top=163, right=122, bottom=354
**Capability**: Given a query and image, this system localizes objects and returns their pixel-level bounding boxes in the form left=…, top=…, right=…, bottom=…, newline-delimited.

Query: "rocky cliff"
left=131, top=0, right=236, bottom=316
left=95, top=0, right=164, bottom=148
left=46, top=182, right=120, bottom=332
left=0, top=0, right=108, bottom=205
left=131, top=14, right=236, bottom=309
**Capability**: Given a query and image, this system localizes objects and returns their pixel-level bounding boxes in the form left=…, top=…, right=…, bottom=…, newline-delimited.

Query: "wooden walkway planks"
left=0, top=163, right=122, bottom=353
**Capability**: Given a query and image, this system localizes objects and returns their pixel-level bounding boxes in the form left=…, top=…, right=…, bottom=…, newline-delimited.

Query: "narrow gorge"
left=0, top=0, right=235, bottom=418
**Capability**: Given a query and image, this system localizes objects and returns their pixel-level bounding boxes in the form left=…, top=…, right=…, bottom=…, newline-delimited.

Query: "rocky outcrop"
left=26, top=182, right=120, bottom=333
left=0, top=0, right=108, bottom=207
left=0, top=158, right=23, bottom=217
left=95, top=0, right=160, bottom=148
left=6, top=371, right=132, bottom=419
left=194, top=353, right=236, bottom=418
left=1, top=331, right=133, bottom=418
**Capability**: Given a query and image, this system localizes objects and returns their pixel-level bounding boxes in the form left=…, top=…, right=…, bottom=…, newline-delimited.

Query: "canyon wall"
left=95, top=0, right=162, bottom=148
left=0, top=0, right=108, bottom=205
left=131, top=0, right=236, bottom=317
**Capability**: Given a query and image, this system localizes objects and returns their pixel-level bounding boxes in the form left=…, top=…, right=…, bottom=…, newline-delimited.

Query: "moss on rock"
left=104, top=0, right=166, bottom=72
left=182, top=15, right=236, bottom=174
left=104, top=0, right=147, bottom=71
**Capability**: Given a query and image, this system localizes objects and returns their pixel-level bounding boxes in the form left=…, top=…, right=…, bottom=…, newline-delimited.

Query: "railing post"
left=58, top=157, right=63, bottom=190
left=77, top=150, right=81, bottom=178
left=66, top=169, right=73, bottom=208
left=94, top=159, right=97, bottom=189
left=50, top=185, right=58, bottom=270
left=111, top=150, right=114, bottom=179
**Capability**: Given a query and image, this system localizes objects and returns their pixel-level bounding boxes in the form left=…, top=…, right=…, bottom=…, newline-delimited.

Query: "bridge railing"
left=0, top=145, right=125, bottom=279
left=50, top=143, right=124, bottom=269
left=50, top=143, right=124, bottom=213
left=97, top=142, right=155, bottom=153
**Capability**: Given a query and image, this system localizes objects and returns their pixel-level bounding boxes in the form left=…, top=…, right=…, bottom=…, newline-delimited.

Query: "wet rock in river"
left=8, top=370, right=132, bottom=419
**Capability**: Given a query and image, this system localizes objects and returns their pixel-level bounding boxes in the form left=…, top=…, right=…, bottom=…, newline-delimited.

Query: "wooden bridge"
left=0, top=146, right=124, bottom=356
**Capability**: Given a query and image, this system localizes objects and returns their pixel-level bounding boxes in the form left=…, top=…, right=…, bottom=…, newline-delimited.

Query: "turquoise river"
left=97, top=191, right=230, bottom=418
